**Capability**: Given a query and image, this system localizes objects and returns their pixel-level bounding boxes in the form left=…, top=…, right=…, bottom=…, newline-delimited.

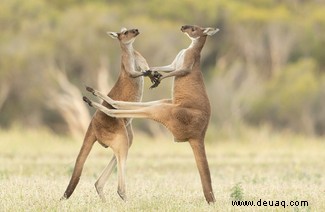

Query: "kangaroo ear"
left=203, top=27, right=219, bottom=36
left=120, top=27, right=127, bottom=33
left=107, top=32, right=118, bottom=39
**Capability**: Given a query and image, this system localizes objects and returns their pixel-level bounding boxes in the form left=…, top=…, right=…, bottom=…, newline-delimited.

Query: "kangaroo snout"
left=132, top=29, right=139, bottom=35
left=181, top=25, right=191, bottom=32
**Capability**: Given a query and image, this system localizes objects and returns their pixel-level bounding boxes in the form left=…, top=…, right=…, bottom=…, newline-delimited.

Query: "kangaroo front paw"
left=153, top=71, right=162, bottom=79
left=149, top=71, right=162, bottom=89
left=150, top=79, right=161, bottom=89
left=144, top=70, right=162, bottom=86
left=142, top=70, right=152, bottom=77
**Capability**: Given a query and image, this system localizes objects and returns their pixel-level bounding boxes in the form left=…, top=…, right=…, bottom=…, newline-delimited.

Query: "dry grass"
left=0, top=128, right=324, bottom=211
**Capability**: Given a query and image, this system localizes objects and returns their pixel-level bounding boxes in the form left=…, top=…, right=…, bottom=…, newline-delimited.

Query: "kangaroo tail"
left=61, top=125, right=96, bottom=199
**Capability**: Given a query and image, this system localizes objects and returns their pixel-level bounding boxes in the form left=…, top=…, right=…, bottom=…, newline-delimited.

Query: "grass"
left=0, top=127, right=325, bottom=211
left=230, top=183, right=244, bottom=201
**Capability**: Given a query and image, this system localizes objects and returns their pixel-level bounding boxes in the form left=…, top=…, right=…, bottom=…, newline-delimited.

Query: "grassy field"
left=0, top=128, right=324, bottom=211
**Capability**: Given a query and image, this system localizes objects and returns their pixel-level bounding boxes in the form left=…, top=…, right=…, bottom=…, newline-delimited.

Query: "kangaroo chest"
left=174, top=49, right=186, bottom=70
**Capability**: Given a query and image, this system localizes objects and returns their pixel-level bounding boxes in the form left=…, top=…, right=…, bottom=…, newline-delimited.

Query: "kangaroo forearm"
left=123, top=59, right=146, bottom=78
left=151, top=65, right=175, bottom=72
left=160, top=69, right=190, bottom=80
left=128, top=70, right=145, bottom=78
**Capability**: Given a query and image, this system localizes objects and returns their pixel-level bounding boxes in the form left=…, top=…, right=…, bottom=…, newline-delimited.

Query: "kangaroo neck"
left=120, top=43, right=136, bottom=75
left=120, top=42, right=134, bottom=55
left=188, top=35, right=207, bottom=53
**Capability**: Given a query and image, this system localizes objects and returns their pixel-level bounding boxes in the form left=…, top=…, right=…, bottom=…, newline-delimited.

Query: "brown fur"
left=84, top=25, right=219, bottom=203
left=61, top=28, right=149, bottom=201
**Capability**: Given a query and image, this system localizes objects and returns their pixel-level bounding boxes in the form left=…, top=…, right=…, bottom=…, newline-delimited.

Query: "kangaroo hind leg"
left=109, top=131, right=130, bottom=201
left=95, top=156, right=117, bottom=202
left=94, top=124, right=134, bottom=202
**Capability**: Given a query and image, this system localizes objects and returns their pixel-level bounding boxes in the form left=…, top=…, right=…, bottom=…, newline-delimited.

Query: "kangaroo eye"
left=192, top=28, right=195, bottom=32
left=124, top=31, right=128, bottom=35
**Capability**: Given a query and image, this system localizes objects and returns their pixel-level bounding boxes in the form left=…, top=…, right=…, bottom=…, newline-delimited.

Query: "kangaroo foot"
left=86, top=86, right=96, bottom=96
left=95, top=183, right=107, bottom=202
left=83, top=96, right=93, bottom=107
left=117, top=190, right=127, bottom=201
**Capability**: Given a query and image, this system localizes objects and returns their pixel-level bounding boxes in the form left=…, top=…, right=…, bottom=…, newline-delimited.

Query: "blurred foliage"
left=247, top=59, right=319, bottom=134
left=0, top=0, right=325, bottom=137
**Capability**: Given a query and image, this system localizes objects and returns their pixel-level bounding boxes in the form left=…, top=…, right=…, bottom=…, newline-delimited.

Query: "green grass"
left=0, top=128, right=324, bottom=211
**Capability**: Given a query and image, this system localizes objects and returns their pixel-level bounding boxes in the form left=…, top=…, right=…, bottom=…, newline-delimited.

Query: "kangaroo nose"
left=181, top=25, right=189, bottom=31
left=134, top=29, right=139, bottom=33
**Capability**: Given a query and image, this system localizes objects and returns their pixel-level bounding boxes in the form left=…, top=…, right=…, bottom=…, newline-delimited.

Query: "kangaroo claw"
left=83, top=96, right=93, bottom=107
left=150, top=80, right=160, bottom=89
left=86, top=86, right=96, bottom=95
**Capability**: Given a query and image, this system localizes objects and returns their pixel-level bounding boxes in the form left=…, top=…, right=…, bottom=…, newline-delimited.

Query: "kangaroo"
left=61, top=28, right=150, bottom=201
left=83, top=25, right=219, bottom=204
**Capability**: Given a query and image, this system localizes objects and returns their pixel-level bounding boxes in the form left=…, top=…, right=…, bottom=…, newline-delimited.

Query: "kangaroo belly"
left=109, top=75, right=143, bottom=102
left=92, top=72, right=143, bottom=148
left=91, top=112, right=126, bottom=147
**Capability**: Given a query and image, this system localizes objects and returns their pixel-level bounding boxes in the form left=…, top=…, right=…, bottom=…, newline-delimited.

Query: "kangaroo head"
left=181, top=25, right=219, bottom=40
left=107, top=28, right=140, bottom=45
